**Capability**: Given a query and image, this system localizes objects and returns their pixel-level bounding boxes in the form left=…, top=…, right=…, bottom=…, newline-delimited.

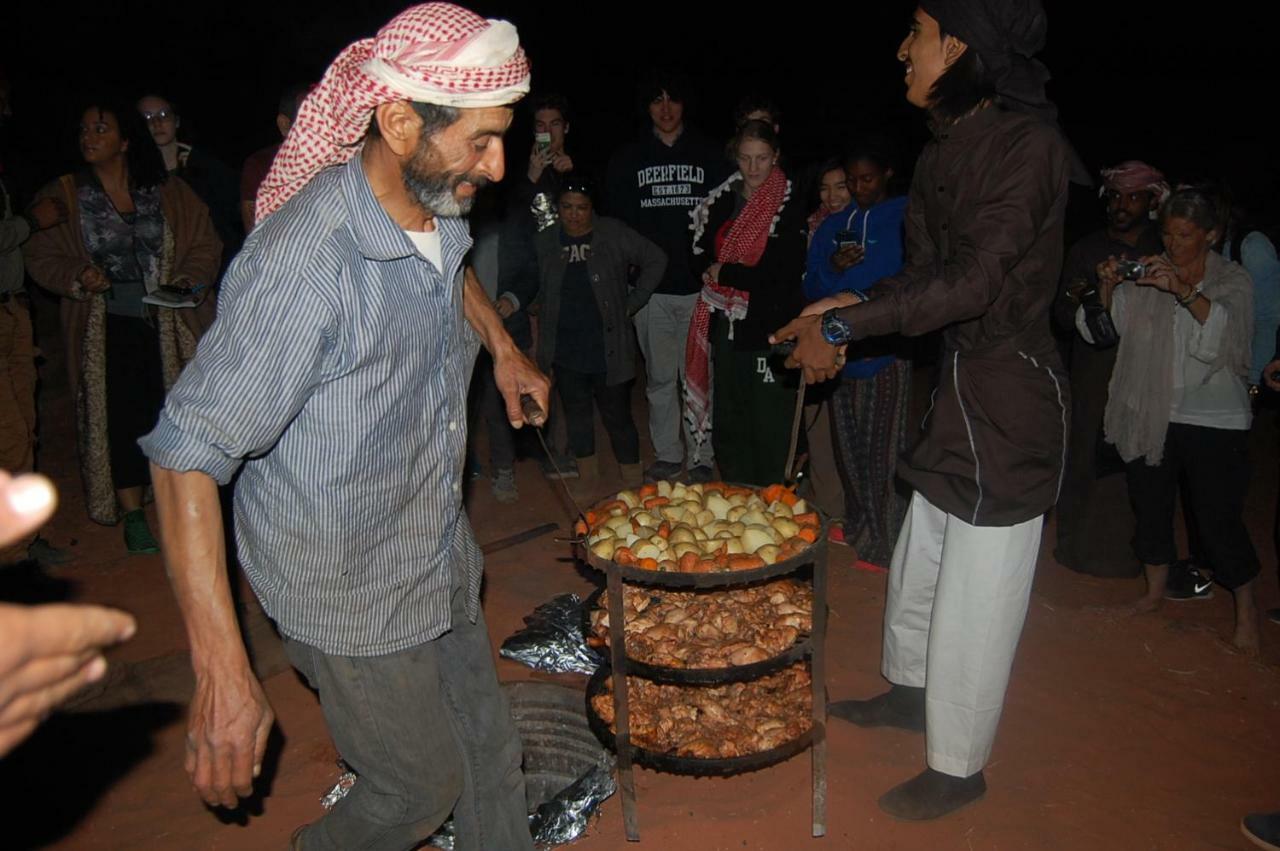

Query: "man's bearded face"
left=401, top=133, right=488, bottom=218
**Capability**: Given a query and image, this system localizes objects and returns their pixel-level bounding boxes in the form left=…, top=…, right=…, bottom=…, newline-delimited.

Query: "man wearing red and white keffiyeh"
left=145, top=6, right=546, bottom=849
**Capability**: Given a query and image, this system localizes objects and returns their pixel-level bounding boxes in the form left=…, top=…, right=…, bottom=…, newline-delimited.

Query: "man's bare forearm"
left=150, top=465, right=251, bottom=673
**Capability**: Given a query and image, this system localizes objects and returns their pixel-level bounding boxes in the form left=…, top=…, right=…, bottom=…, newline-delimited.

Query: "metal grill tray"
left=583, top=587, right=811, bottom=684
left=584, top=666, right=815, bottom=776
left=578, top=488, right=828, bottom=589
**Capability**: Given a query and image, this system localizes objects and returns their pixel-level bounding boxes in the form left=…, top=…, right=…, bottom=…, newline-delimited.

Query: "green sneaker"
left=123, top=509, right=160, bottom=554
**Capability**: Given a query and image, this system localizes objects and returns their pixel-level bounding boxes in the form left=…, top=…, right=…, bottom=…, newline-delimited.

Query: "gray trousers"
left=633, top=292, right=712, bottom=468
left=285, top=580, right=532, bottom=851
left=882, top=491, right=1041, bottom=778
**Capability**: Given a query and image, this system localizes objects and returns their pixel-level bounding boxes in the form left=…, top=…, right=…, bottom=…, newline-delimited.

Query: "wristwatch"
left=820, top=309, right=854, bottom=346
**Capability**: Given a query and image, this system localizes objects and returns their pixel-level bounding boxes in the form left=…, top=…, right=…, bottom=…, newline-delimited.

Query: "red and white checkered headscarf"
left=255, top=2, right=530, bottom=223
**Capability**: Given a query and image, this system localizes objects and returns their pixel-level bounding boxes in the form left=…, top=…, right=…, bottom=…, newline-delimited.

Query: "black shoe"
left=829, top=685, right=925, bottom=732
left=878, top=768, right=986, bottom=820
left=644, top=460, right=683, bottom=482
left=1243, top=812, right=1280, bottom=850
left=686, top=464, right=715, bottom=484
left=540, top=454, right=579, bottom=480
left=1164, top=559, right=1213, bottom=601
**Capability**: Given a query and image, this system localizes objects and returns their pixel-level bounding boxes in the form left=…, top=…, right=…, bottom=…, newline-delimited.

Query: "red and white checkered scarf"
left=684, top=166, right=790, bottom=450
left=255, top=2, right=530, bottom=223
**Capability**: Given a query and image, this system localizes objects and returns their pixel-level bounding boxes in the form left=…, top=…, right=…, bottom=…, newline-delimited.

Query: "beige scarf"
left=1104, top=251, right=1252, bottom=465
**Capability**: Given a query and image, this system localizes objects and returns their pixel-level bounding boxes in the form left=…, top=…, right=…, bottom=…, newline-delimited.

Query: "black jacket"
left=840, top=106, right=1073, bottom=526
left=533, top=217, right=666, bottom=386
left=605, top=128, right=729, bottom=296
left=689, top=175, right=807, bottom=351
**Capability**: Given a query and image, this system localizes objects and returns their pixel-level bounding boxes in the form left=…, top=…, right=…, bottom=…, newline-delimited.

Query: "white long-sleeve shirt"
left=1077, top=283, right=1251, bottom=430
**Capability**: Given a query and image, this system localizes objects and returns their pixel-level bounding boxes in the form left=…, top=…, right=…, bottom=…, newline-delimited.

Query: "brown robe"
left=839, top=107, right=1072, bottom=527
left=23, top=173, right=221, bottom=524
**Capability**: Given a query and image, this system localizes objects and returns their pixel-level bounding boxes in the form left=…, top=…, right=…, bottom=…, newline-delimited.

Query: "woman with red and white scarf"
left=685, top=120, right=806, bottom=485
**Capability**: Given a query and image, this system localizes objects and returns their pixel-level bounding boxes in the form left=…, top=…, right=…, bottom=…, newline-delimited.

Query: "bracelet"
left=1176, top=288, right=1200, bottom=307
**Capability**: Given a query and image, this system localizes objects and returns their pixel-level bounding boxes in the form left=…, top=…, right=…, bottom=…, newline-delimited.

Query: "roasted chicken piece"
left=592, top=665, right=813, bottom=758
left=591, top=580, right=813, bottom=669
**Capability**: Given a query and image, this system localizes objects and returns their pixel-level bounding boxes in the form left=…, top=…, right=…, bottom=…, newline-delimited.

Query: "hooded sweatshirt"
left=606, top=127, right=729, bottom=296
left=804, top=194, right=908, bottom=377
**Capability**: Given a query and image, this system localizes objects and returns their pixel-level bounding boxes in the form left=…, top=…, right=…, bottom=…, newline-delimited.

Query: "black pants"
left=104, top=314, right=166, bottom=491
left=554, top=366, right=639, bottom=464
left=1125, top=422, right=1260, bottom=590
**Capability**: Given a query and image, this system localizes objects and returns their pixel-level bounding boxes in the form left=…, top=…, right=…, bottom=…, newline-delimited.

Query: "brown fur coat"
left=23, top=173, right=221, bottom=524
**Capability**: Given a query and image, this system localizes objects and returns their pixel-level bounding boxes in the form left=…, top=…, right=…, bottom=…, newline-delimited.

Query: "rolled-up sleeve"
left=141, top=254, right=337, bottom=484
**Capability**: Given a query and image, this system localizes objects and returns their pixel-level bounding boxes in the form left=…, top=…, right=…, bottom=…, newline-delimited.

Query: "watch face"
left=821, top=311, right=852, bottom=346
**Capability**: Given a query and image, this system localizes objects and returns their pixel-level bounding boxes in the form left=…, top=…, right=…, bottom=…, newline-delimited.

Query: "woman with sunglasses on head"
left=24, top=97, right=220, bottom=552
left=532, top=176, right=666, bottom=484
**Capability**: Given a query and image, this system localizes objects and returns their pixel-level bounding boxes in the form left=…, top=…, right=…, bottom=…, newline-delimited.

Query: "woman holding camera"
left=24, top=98, right=220, bottom=551
left=1080, top=186, right=1261, bottom=654
left=803, top=148, right=910, bottom=565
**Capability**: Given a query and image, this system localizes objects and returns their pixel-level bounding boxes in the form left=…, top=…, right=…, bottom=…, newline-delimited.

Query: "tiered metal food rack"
left=579, top=510, right=829, bottom=842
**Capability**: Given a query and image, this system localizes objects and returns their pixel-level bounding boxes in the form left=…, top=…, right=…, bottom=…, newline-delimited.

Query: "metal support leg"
left=607, top=563, right=640, bottom=840
left=812, top=539, right=829, bottom=837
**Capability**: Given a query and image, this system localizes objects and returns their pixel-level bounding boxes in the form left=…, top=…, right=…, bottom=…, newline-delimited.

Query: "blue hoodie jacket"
left=804, top=194, right=908, bottom=378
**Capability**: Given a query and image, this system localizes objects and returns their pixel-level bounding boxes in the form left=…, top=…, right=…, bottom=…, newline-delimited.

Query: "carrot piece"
left=793, top=512, right=820, bottom=528
left=779, top=490, right=799, bottom=507
left=727, top=554, right=766, bottom=570
left=678, top=551, right=701, bottom=572
left=585, top=510, right=599, bottom=525
left=637, top=557, right=659, bottom=571
left=692, top=558, right=716, bottom=573
left=797, top=527, right=818, bottom=543
left=643, top=496, right=671, bottom=509
left=573, top=519, right=588, bottom=536
left=760, top=484, right=784, bottom=505
left=657, top=522, right=671, bottom=539
left=613, top=546, right=636, bottom=565
left=599, top=499, right=628, bottom=516
left=638, top=483, right=658, bottom=498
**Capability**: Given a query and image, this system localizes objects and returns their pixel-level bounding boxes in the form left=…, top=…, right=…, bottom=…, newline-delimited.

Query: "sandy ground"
left=3, top=292, right=1278, bottom=850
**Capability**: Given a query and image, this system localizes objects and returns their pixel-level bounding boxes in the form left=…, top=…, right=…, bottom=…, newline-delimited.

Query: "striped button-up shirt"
left=142, top=155, right=482, bottom=656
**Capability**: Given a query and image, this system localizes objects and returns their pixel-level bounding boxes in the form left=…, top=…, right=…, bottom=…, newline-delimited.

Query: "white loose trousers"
left=881, top=491, right=1042, bottom=778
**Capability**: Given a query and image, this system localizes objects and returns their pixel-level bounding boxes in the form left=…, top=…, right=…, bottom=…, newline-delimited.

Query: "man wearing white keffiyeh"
left=143, top=5, right=545, bottom=849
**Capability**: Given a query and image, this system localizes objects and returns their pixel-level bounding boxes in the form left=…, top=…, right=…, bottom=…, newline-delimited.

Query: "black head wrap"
left=920, top=0, right=1054, bottom=122
left=919, top=0, right=1090, bottom=184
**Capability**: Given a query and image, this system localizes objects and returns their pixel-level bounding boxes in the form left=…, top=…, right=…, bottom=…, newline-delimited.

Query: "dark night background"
left=3, top=1, right=1274, bottom=228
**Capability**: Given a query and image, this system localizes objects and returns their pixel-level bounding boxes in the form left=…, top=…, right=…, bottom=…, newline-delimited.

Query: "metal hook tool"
left=520, top=394, right=590, bottom=528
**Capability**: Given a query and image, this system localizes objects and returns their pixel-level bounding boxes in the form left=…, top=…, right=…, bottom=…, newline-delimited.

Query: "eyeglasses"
left=141, top=109, right=175, bottom=122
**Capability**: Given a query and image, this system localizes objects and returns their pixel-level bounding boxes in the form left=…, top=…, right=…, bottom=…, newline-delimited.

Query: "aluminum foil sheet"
left=527, top=758, right=616, bottom=847
left=499, top=593, right=602, bottom=675
left=424, top=757, right=616, bottom=849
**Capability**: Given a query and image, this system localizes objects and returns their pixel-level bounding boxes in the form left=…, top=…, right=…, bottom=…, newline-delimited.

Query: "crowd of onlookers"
left=3, top=67, right=1280, bottom=619
left=1, top=19, right=1279, bottom=844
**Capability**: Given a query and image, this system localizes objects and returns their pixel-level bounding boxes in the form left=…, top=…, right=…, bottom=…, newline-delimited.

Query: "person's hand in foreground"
left=0, top=472, right=136, bottom=756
